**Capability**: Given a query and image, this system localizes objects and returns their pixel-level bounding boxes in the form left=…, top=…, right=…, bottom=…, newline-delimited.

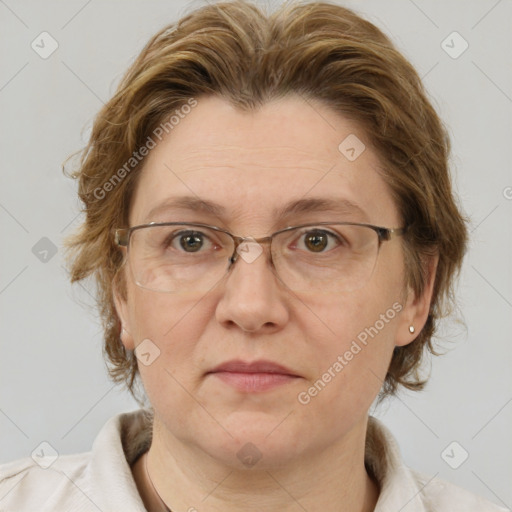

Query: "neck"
left=132, top=416, right=379, bottom=512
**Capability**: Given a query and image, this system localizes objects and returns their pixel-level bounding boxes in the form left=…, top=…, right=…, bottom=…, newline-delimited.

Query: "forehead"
left=129, top=95, right=399, bottom=229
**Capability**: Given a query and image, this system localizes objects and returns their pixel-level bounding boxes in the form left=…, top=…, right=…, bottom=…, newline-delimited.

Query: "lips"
left=207, top=359, right=301, bottom=393
left=208, top=359, right=299, bottom=376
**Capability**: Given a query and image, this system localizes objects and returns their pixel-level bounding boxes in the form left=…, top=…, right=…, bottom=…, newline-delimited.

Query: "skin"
left=115, top=94, right=436, bottom=512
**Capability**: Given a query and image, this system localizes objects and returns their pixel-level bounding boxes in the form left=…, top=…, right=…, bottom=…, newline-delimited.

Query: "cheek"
left=128, top=284, right=206, bottom=338
left=126, top=285, right=213, bottom=380
left=294, top=287, right=403, bottom=403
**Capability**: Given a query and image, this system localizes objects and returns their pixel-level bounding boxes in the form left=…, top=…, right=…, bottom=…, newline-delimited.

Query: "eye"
left=168, top=230, right=213, bottom=253
left=296, top=229, right=342, bottom=253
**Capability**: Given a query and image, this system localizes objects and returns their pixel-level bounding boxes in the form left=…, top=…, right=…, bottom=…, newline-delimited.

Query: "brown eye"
left=304, top=231, right=329, bottom=252
left=178, top=232, right=205, bottom=252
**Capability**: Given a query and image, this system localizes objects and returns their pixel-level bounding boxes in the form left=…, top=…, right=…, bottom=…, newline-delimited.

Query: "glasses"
left=114, top=222, right=406, bottom=294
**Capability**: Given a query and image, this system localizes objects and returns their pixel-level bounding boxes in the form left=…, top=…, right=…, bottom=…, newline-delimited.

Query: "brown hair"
left=63, top=0, right=467, bottom=405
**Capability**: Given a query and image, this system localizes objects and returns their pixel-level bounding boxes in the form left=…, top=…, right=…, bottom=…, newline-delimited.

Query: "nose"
left=215, top=242, right=289, bottom=333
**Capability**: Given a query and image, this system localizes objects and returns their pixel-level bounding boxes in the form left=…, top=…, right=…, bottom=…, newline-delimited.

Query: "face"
left=115, top=95, right=428, bottom=469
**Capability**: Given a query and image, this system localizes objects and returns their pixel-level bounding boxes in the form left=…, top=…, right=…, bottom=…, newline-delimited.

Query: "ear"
left=113, top=280, right=136, bottom=351
left=395, top=252, right=439, bottom=347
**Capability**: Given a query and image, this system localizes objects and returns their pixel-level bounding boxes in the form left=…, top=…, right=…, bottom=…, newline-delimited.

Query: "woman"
left=0, top=1, right=507, bottom=510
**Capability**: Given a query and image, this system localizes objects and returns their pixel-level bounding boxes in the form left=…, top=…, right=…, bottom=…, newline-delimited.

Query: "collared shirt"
left=0, top=408, right=508, bottom=511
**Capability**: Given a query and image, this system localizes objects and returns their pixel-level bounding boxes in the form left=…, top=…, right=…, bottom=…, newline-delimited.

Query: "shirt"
left=0, top=408, right=508, bottom=512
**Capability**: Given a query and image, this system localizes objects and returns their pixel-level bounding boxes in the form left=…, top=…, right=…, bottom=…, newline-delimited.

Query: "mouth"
left=206, top=359, right=301, bottom=393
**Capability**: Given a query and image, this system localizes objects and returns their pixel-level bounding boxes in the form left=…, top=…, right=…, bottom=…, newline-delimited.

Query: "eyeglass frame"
left=114, top=220, right=406, bottom=269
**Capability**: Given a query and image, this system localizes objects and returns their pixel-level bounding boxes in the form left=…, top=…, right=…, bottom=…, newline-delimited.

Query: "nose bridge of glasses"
left=229, top=234, right=274, bottom=265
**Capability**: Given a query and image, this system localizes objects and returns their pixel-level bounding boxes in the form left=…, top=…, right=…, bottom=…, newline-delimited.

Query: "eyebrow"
left=144, top=196, right=368, bottom=224
left=145, top=196, right=226, bottom=221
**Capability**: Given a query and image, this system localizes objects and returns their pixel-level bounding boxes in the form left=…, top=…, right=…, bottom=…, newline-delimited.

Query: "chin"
left=192, top=415, right=311, bottom=470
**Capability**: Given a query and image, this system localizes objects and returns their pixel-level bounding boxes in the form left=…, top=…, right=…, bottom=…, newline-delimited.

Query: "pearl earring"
left=409, top=326, right=415, bottom=334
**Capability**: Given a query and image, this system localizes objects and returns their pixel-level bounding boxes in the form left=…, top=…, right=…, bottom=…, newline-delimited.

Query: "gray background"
left=1, top=0, right=511, bottom=508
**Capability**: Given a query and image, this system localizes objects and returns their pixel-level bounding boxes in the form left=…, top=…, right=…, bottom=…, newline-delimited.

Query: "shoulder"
left=0, top=452, right=92, bottom=511
left=0, top=408, right=152, bottom=512
left=366, top=417, right=509, bottom=512
left=411, top=470, right=510, bottom=511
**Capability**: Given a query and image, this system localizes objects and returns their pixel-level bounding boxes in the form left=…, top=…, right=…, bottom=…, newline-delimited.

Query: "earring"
left=409, top=326, right=415, bottom=334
